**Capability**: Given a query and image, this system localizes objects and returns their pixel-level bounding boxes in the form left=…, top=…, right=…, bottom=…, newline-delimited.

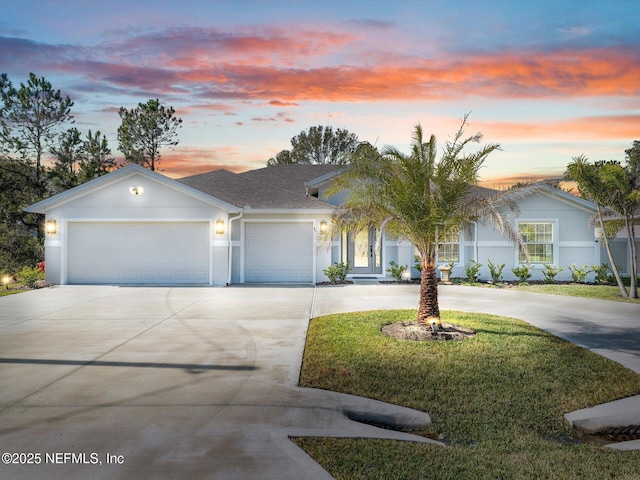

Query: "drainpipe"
left=474, top=221, right=479, bottom=263
left=226, top=212, right=243, bottom=286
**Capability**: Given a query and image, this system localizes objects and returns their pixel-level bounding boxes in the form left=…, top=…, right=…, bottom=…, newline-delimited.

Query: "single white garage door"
left=67, top=222, right=210, bottom=284
left=245, top=222, right=313, bottom=283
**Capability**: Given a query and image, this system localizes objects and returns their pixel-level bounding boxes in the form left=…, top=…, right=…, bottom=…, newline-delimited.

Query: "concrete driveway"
left=0, top=284, right=638, bottom=479
left=0, top=286, right=438, bottom=480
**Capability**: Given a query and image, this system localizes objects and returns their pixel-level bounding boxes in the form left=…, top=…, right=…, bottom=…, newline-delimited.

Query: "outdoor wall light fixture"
left=46, top=219, right=57, bottom=235
left=215, top=218, right=225, bottom=235
left=319, top=220, right=328, bottom=234
left=129, top=186, right=144, bottom=196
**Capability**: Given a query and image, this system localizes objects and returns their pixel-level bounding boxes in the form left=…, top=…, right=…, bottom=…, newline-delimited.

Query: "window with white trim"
left=437, top=230, right=460, bottom=263
left=413, top=231, right=460, bottom=264
left=519, top=222, right=553, bottom=263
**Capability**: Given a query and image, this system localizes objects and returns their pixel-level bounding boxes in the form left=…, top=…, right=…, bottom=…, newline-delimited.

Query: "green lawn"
left=510, top=283, right=640, bottom=303
left=0, top=286, right=26, bottom=297
left=454, top=281, right=640, bottom=304
left=295, top=310, right=640, bottom=479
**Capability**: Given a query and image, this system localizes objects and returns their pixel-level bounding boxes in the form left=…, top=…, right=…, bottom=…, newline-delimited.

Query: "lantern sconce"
left=46, top=219, right=57, bottom=235
left=319, top=220, right=328, bottom=234
left=215, top=218, right=225, bottom=235
left=129, top=186, right=144, bottom=196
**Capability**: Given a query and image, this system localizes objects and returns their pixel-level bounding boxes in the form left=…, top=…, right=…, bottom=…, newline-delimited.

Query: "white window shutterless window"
left=414, top=230, right=461, bottom=264
left=519, top=222, right=553, bottom=263
left=437, top=230, right=460, bottom=264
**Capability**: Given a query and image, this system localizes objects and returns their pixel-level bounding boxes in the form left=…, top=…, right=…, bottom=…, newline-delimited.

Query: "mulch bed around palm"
left=381, top=321, right=476, bottom=341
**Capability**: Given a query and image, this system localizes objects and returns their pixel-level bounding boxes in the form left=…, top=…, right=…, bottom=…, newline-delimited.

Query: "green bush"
left=17, top=266, right=45, bottom=288
left=413, top=257, right=422, bottom=272
left=464, top=260, right=482, bottom=283
left=568, top=263, right=591, bottom=283
left=542, top=264, right=563, bottom=283
left=487, top=259, right=505, bottom=284
left=591, top=263, right=613, bottom=285
left=322, top=262, right=352, bottom=283
left=512, top=264, right=532, bottom=284
left=386, top=261, right=408, bottom=282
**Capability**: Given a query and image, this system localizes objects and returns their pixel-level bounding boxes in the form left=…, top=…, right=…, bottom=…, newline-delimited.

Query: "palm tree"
left=565, top=156, right=631, bottom=298
left=597, top=162, right=638, bottom=299
left=329, top=115, right=526, bottom=326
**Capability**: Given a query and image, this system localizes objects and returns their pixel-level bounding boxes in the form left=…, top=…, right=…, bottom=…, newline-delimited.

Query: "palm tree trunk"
left=596, top=205, right=628, bottom=297
left=418, top=254, right=441, bottom=326
left=626, top=218, right=638, bottom=299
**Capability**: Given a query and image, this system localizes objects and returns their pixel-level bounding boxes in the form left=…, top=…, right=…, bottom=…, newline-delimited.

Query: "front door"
left=346, top=228, right=382, bottom=275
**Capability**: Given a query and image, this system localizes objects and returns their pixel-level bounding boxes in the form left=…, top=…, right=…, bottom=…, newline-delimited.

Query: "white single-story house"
left=26, top=163, right=639, bottom=285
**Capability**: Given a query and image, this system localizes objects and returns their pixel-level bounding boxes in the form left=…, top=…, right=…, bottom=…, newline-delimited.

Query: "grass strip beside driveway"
left=510, top=283, right=640, bottom=304
left=296, top=310, right=640, bottom=480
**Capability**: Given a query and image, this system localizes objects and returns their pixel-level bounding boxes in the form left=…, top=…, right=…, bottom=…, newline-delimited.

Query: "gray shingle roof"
left=240, top=164, right=339, bottom=196
left=177, top=165, right=339, bottom=210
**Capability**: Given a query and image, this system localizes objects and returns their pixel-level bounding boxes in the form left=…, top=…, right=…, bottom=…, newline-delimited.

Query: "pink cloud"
left=105, top=26, right=356, bottom=69
left=3, top=29, right=639, bottom=104
left=251, top=111, right=295, bottom=123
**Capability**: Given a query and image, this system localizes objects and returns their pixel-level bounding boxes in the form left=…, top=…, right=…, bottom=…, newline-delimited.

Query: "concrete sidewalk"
left=0, top=284, right=638, bottom=479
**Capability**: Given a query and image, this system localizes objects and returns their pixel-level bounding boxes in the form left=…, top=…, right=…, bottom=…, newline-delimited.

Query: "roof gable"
left=26, top=164, right=240, bottom=214
left=509, top=183, right=597, bottom=213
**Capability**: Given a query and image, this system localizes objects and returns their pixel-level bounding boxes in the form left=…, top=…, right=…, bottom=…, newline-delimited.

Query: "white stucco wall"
left=469, top=192, right=597, bottom=282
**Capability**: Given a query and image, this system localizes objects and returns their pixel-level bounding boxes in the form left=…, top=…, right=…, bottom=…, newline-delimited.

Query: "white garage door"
left=67, top=222, right=210, bottom=284
left=245, top=222, right=313, bottom=283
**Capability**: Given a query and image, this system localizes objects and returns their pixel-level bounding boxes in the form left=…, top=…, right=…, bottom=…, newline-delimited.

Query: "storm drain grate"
left=596, top=425, right=640, bottom=443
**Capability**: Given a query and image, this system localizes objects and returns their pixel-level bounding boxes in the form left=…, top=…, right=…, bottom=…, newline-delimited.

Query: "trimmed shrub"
left=512, top=264, right=532, bottom=284
left=386, top=261, right=408, bottom=282
left=18, top=266, right=45, bottom=288
left=591, top=263, right=613, bottom=285
left=542, top=264, right=563, bottom=283
left=323, top=262, right=352, bottom=283
left=464, top=260, right=482, bottom=283
left=487, top=259, right=505, bottom=284
left=569, top=263, right=591, bottom=283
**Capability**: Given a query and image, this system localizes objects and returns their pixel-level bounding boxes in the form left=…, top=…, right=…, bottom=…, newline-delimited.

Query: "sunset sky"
left=2, top=0, right=639, bottom=186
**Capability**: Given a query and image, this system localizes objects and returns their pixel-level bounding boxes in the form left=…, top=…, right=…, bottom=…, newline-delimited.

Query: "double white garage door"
left=66, top=221, right=314, bottom=285
left=67, top=222, right=210, bottom=284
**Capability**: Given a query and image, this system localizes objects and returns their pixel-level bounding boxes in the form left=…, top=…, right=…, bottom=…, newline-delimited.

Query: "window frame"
left=517, top=220, right=557, bottom=265
left=414, top=230, right=462, bottom=265
left=437, top=230, right=461, bottom=264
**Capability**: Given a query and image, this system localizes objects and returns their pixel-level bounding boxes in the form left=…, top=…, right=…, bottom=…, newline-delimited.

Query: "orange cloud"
left=9, top=28, right=638, bottom=104
left=478, top=115, right=640, bottom=141
left=175, top=47, right=640, bottom=103
left=479, top=174, right=575, bottom=191
left=269, top=100, right=299, bottom=107
left=155, top=147, right=251, bottom=178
